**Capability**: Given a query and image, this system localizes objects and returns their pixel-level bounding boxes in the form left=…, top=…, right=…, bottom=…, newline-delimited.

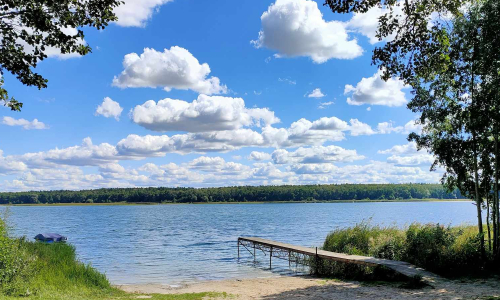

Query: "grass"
left=0, top=291, right=229, bottom=300
left=0, top=216, right=230, bottom=300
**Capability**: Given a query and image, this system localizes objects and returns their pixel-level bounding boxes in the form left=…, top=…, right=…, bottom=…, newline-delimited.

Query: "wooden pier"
left=238, top=237, right=441, bottom=284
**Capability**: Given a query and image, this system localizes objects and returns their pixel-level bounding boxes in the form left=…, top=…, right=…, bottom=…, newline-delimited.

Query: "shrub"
left=321, top=222, right=488, bottom=278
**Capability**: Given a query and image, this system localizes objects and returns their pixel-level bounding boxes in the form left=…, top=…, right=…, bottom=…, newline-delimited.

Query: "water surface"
left=2, top=202, right=476, bottom=285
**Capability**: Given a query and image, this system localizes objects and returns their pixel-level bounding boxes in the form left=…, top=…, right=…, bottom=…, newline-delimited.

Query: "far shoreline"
left=0, top=198, right=470, bottom=207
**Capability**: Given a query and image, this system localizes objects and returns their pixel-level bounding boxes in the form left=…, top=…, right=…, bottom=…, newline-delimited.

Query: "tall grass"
left=320, top=222, right=488, bottom=278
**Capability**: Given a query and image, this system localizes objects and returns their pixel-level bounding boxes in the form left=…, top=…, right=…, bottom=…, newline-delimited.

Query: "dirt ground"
left=118, top=275, right=500, bottom=300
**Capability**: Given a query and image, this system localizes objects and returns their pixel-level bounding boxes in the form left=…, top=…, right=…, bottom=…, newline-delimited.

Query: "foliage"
left=324, top=0, right=500, bottom=260
left=0, top=184, right=465, bottom=204
left=0, top=0, right=122, bottom=111
left=322, top=223, right=489, bottom=278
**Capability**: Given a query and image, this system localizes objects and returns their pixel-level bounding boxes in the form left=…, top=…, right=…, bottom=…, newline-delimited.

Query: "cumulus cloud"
left=262, top=117, right=347, bottom=147
left=377, top=121, right=403, bottom=134
left=345, top=70, right=408, bottom=107
left=0, top=150, right=27, bottom=174
left=131, top=94, right=279, bottom=132
left=349, top=119, right=375, bottom=136
left=95, top=97, right=123, bottom=120
left=251, top=0, right=363, bottom=63
left=112, top=47, right=227, bottom=95
left=272, top=145, right=364, bottom=165
left=114, top=0, right=174, bottom=27
left=403, top=119, right=424, bottom=134
left=379, top=142, right=435, bottom=166
left=2, top=116, right=49, bottom=130
left=248, top=151, right=272, bottom=161
left=307, top=88, right=325, bottom=98
left=187, top=156, right=251, bottom=175
left=116, top=129, right=266, bottom=157
left=20, top=137, right=118, bottom=168
left=346, top=5, right=403, bottom=44
left=378, top=142, right=419, bottom=155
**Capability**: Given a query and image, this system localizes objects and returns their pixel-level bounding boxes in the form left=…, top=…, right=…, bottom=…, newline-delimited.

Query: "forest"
left=0, top=184, right=465, bottom=204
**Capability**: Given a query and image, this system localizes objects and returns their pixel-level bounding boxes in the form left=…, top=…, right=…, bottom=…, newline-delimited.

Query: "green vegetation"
left=0, top=184, right=464, bottom=205
left=317, top=222, right=493, bottom=279
left=0, top=217, right=228, bottom=300
left=326, top=0, right=500, bottom=260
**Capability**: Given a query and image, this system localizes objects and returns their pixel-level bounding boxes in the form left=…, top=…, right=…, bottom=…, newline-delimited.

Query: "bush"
left=0, top=217, right=36, bottom=295
left=321, top=222, right=489, bottom=278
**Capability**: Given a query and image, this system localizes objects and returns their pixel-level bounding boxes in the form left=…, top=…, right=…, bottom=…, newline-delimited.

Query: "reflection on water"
left=2, top=202, right=475, bottom=285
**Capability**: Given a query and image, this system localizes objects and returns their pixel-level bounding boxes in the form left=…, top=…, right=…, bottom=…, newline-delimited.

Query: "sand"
left=118, top=275, right=500, bottom=300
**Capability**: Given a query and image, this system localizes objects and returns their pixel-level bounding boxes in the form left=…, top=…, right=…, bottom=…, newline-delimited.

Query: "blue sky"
left=0, top=0, right=440, bottom=191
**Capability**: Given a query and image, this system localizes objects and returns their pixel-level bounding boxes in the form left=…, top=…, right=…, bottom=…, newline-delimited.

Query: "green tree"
left=0, top=0, right=122, bottom=111
left=324, top=0, right=500, bottom=258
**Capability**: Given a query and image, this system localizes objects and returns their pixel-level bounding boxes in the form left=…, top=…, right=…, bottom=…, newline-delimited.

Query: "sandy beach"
left=118, top=276, right=500, bottom=300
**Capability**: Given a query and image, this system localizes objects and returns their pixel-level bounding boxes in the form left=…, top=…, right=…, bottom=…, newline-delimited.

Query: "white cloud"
left=116, top=129, right=266, bottom=157
left=272, top=145, right=364, bottom=165
left=345, top=70, right=408, bottom=107
left=387, top=155, right=435, bottom=166
left=251, top=0, right=363, bottom=63
left=95, top=97, right=123, bottom=121
left=187, top=156, right=251, bottom=176
left=307, top=88, right=325, bottom=98
left=248, top=151, right=272, bottom=161
left=378, top=142, right=419, bottom=155
left=262, top=117, right=347, bottom=147
left=131, top=95, right=279, bottom=132
left=2, top=116, right=49, bottom=130
left=289, top=163, right=338, bottom=174
left=278, top=77, right=296, bottom=85
left=346, top=5, right=403, bottom=44
left=379, top=142, right=435, bottom=166
left=112, top=47, right=227, bottom=95
left=318, top=101, right=334, bottom=109
left=377, top=121, right=403, bottom=134
left=403, top=119, right=424, bottom=134
left=349, top=119, right=375, bottom=136
left=113, top=0, right=174, bottom=27
left=20, top=137, right=118, bottom=168
left=0, top=150, right=27, bottom=174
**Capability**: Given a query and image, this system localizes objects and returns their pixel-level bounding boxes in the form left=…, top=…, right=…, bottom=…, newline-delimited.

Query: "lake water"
left=1, top=202, right=477, bottom=285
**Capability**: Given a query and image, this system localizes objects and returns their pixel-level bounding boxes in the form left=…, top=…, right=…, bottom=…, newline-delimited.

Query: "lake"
left=1, top=202, right=477, bottom=285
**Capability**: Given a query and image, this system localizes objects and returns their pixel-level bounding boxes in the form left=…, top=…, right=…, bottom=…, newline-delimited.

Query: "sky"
left=0, top=0, right=441, bottom=191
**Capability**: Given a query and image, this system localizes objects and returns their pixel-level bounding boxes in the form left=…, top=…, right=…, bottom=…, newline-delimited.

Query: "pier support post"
left=237, top=240, right=240, bottom=259
left=253, top=244, right=256, bottom=262
left=270, top=247, right=272, bottom=269
left=315, top=247, right=318, bottom=275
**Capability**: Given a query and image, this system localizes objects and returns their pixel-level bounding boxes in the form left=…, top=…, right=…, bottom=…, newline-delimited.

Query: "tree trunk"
left=495, top=131, right=499, bottom=258
left=472, top=131, right=485, bottom=259
left=487, top=192, right=491, bottom=251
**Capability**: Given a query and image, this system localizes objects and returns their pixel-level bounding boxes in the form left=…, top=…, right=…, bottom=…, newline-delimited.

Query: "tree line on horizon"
left=0, top=184, right=464, bottom=204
